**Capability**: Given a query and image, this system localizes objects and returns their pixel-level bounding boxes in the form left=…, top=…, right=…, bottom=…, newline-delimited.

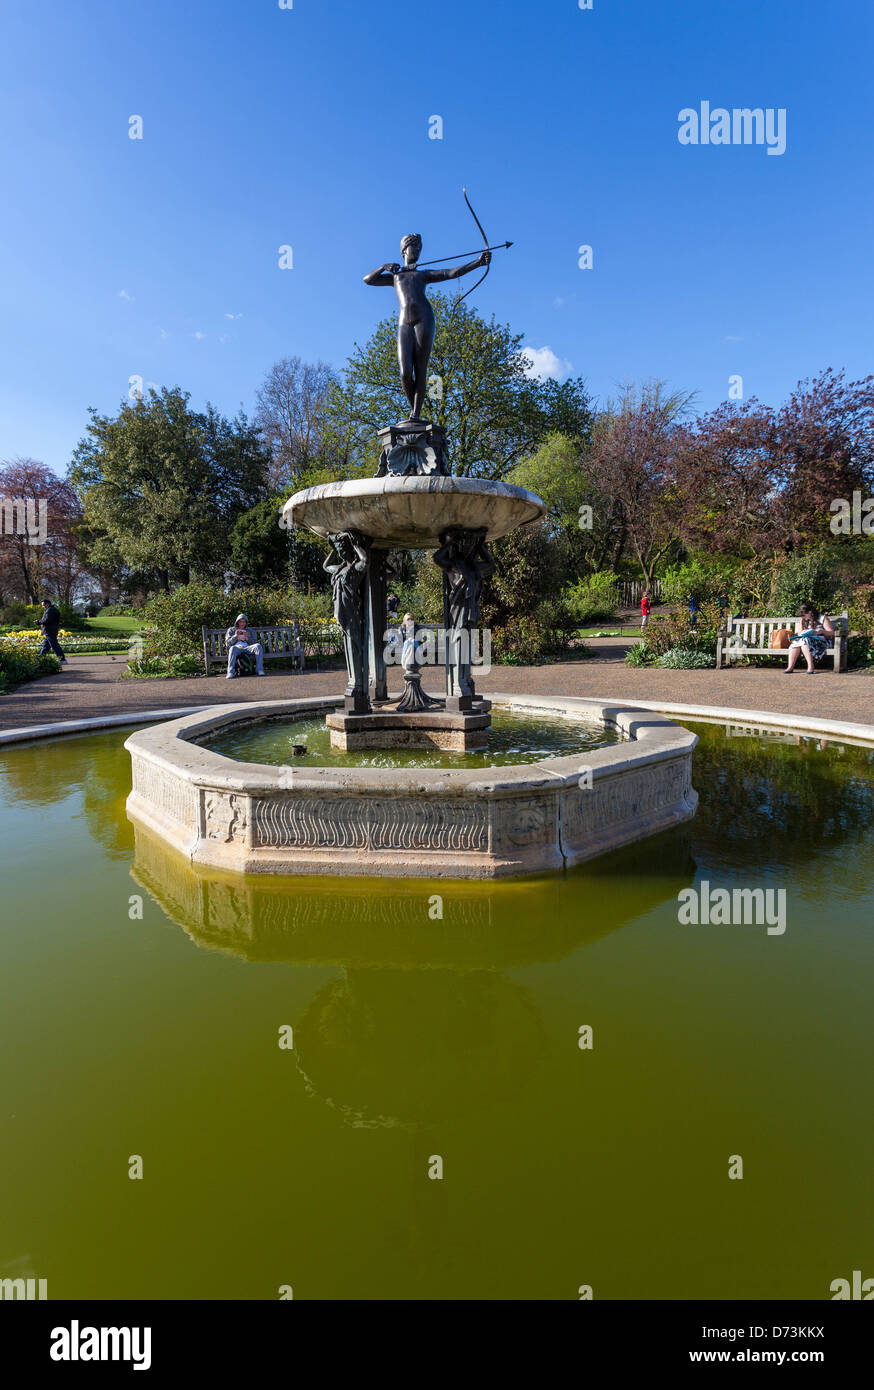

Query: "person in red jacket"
left=640, top=590, right=651, bottom=630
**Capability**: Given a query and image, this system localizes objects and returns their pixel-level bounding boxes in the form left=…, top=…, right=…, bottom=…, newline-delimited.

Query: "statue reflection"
left=130, top=820, right=698, bottom=1127
left=130, top=822, right=696, bottom=1291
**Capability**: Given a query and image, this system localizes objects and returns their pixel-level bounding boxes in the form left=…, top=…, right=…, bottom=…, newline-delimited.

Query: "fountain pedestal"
left=326, top=702, right=491, bottom=753
left=285, top=472, right=546, bottom=753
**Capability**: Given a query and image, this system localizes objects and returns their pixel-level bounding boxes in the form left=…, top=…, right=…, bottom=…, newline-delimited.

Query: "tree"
left=772, top=368, right=874, bottom=545
left=229, top=497, right=290, bottom=584
left=508, top=431, right=621, bottom=578
left=0, top=458, right=84, bottom=603
left=69, top=387, right=270, bottom=592
left=672, top=400, right=779, bottom=556
left=588, top=382, right=693, bottom=587
left=255, top=357, right=339, bottom=489
left=330, top=292, right=593, bottom=478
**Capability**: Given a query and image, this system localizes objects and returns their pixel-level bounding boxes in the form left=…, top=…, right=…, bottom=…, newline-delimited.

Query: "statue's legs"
left=411, top=320, right=434, bottom=420
left=397, top=324, right=417, bottom=417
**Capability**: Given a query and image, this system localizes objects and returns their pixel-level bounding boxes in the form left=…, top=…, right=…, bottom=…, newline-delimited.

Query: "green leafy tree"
left=330, top=293, right=592, bottom=478
left=69, top=387, right=270, bottom=591
left=229, top=497, right=291, bottom=583
left=229, top=494, right=329, bottom=590
left=508, top=431, right=621, bottom=578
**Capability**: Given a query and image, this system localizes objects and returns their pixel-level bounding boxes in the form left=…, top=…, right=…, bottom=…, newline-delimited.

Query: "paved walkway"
left=0, top=650, right=871, bottom=732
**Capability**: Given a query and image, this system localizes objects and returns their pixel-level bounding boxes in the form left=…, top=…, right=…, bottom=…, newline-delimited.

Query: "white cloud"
left=159, top=328, right=169, bottom=340
left=724, top=334, right=744, bottom=342
left=520, top=345, right=572, bottom=381
left=224, top=312, right=243, bottom=320
left=219, top=333, right=230, bottom=344
left=118, top=289, right=133, bottom=302
left=553, top=296, right=565, bottom=309
left=194, top=330, right=206, bottom=340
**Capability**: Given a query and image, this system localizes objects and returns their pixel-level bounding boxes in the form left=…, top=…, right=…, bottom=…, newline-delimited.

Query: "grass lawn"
left=576, top=625, right=642, bottom=638
left=84, top=615, right=144, bottom=635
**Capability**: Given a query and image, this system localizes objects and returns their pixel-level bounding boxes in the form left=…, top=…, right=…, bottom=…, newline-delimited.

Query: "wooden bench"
left=716, top=612, right=848, bottom=673
left=201, top=622, right=305, bottom=675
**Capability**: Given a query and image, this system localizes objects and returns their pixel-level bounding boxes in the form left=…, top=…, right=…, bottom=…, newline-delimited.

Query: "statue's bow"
left=458, top=187, right=491, bottom=303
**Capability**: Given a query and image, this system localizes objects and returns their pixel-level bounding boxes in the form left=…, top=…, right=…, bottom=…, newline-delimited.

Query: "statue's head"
left=400, top=233, right=422, bottom=264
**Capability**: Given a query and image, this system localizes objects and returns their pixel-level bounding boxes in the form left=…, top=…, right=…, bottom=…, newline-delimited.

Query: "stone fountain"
left=125, top=217, right=698, bottom=878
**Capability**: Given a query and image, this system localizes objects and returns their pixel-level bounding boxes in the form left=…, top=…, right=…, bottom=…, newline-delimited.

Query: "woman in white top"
left=785, top=603, right=834, bottom=674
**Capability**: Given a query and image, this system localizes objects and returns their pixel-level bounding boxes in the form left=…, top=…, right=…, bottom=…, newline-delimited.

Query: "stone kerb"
left=124, top=696, right=698, bottom=880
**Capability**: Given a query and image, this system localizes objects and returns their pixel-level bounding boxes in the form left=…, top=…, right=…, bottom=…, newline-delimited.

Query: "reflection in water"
left=2, top=720, right=874, bottom=1298
left=685, top=722, right=874, bottom=884
left=130, top=822, right=695, bottom=969
left=1, top=732, right=134, bottom=857
left=131, top=823, right=696, bottom=1131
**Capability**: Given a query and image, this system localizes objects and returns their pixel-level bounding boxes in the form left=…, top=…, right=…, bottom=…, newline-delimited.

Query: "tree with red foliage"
left=0, top=458, right=84, bottom=604
left=587, top=382, right=693, bottom=587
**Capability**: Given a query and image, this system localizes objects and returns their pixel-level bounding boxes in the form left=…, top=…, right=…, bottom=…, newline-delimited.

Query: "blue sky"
left=0, top=0, right=871, bottom=478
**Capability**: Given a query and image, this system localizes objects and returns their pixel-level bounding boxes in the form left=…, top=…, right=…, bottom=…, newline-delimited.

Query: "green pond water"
left=1, top=720, right=872, bottom=1300
left=207, top=708, right=621, bottom=769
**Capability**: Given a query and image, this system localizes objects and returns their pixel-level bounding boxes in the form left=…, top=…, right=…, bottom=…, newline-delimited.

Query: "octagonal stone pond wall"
left=124, top=696, right=698, bottom=879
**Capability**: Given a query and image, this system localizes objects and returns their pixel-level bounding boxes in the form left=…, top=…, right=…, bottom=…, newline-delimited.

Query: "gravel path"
left=0, top=649, right=871, bottom=732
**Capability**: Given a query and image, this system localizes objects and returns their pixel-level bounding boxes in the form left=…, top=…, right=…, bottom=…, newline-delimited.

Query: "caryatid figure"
left=364, top=234, right=490, bottom=421
left=432, top=526, right=495, bottom=702
left=324, top=530, right=371, bottom=710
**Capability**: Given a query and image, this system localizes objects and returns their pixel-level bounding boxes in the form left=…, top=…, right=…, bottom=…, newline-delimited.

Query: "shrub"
left=131, top=580, right=344, bottom=674
left=770, top=547, right=837, bottom=617
left=661, top=556, right=737, bottom=607
left=849, top=583, right=874, bottom=638
left=657, top=647, right=715, bottom=670
left=562, top=570, right=620, bottom=626
left=98, top=603, right=142, bottom=617
left=533, top=597, right=579, bottom=656
left=847, top=635, right=874, bottom=669
left=492, top=617, right=543, bottom=665
left=125, top=653, right=204, bottom=679
left=481, top=526, right=563, bottom=630
left=625, top=641, right=656, bottom=667
left=0, top=602, right=31, bottom=627
left=638, top=599, right=724, bottom=659
left=0, top=643, right=61, bottom=692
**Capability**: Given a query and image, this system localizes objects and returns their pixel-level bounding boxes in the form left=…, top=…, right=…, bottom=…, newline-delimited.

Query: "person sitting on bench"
left=785, top=603, right=834, bottom=674
left=225, top=613, right=264, bottom=678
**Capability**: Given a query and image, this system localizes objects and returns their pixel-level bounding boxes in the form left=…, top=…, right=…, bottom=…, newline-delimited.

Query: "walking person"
left=38, top=598, right=67, bottom=665
left=225, top=614, right=265, bottom=678
left=640, top=589, right=651, bottom=631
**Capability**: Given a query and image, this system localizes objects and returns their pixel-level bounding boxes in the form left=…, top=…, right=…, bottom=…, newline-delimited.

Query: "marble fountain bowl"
left=125, top=696, right=698, bottom=880
left=282, top=476, right=546, bottom=548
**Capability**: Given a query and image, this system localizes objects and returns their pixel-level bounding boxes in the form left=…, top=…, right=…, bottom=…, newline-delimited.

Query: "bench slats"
left=201, top=623, right=305, bottom=674
left=716, top=613, right=848, bottom=673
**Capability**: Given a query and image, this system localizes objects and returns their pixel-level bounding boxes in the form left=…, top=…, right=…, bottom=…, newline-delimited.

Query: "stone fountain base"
left=124, top=695, right=698, bottom=880
left=326, top=703, right=491, bottom=753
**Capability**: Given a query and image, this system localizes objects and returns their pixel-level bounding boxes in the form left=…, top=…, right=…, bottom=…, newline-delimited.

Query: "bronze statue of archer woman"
left=364, top=234, right=490, bottom=421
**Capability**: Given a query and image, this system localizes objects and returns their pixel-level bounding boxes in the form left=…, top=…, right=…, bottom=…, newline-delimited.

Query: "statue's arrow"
left=417, top=240, right=513, bottom=268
